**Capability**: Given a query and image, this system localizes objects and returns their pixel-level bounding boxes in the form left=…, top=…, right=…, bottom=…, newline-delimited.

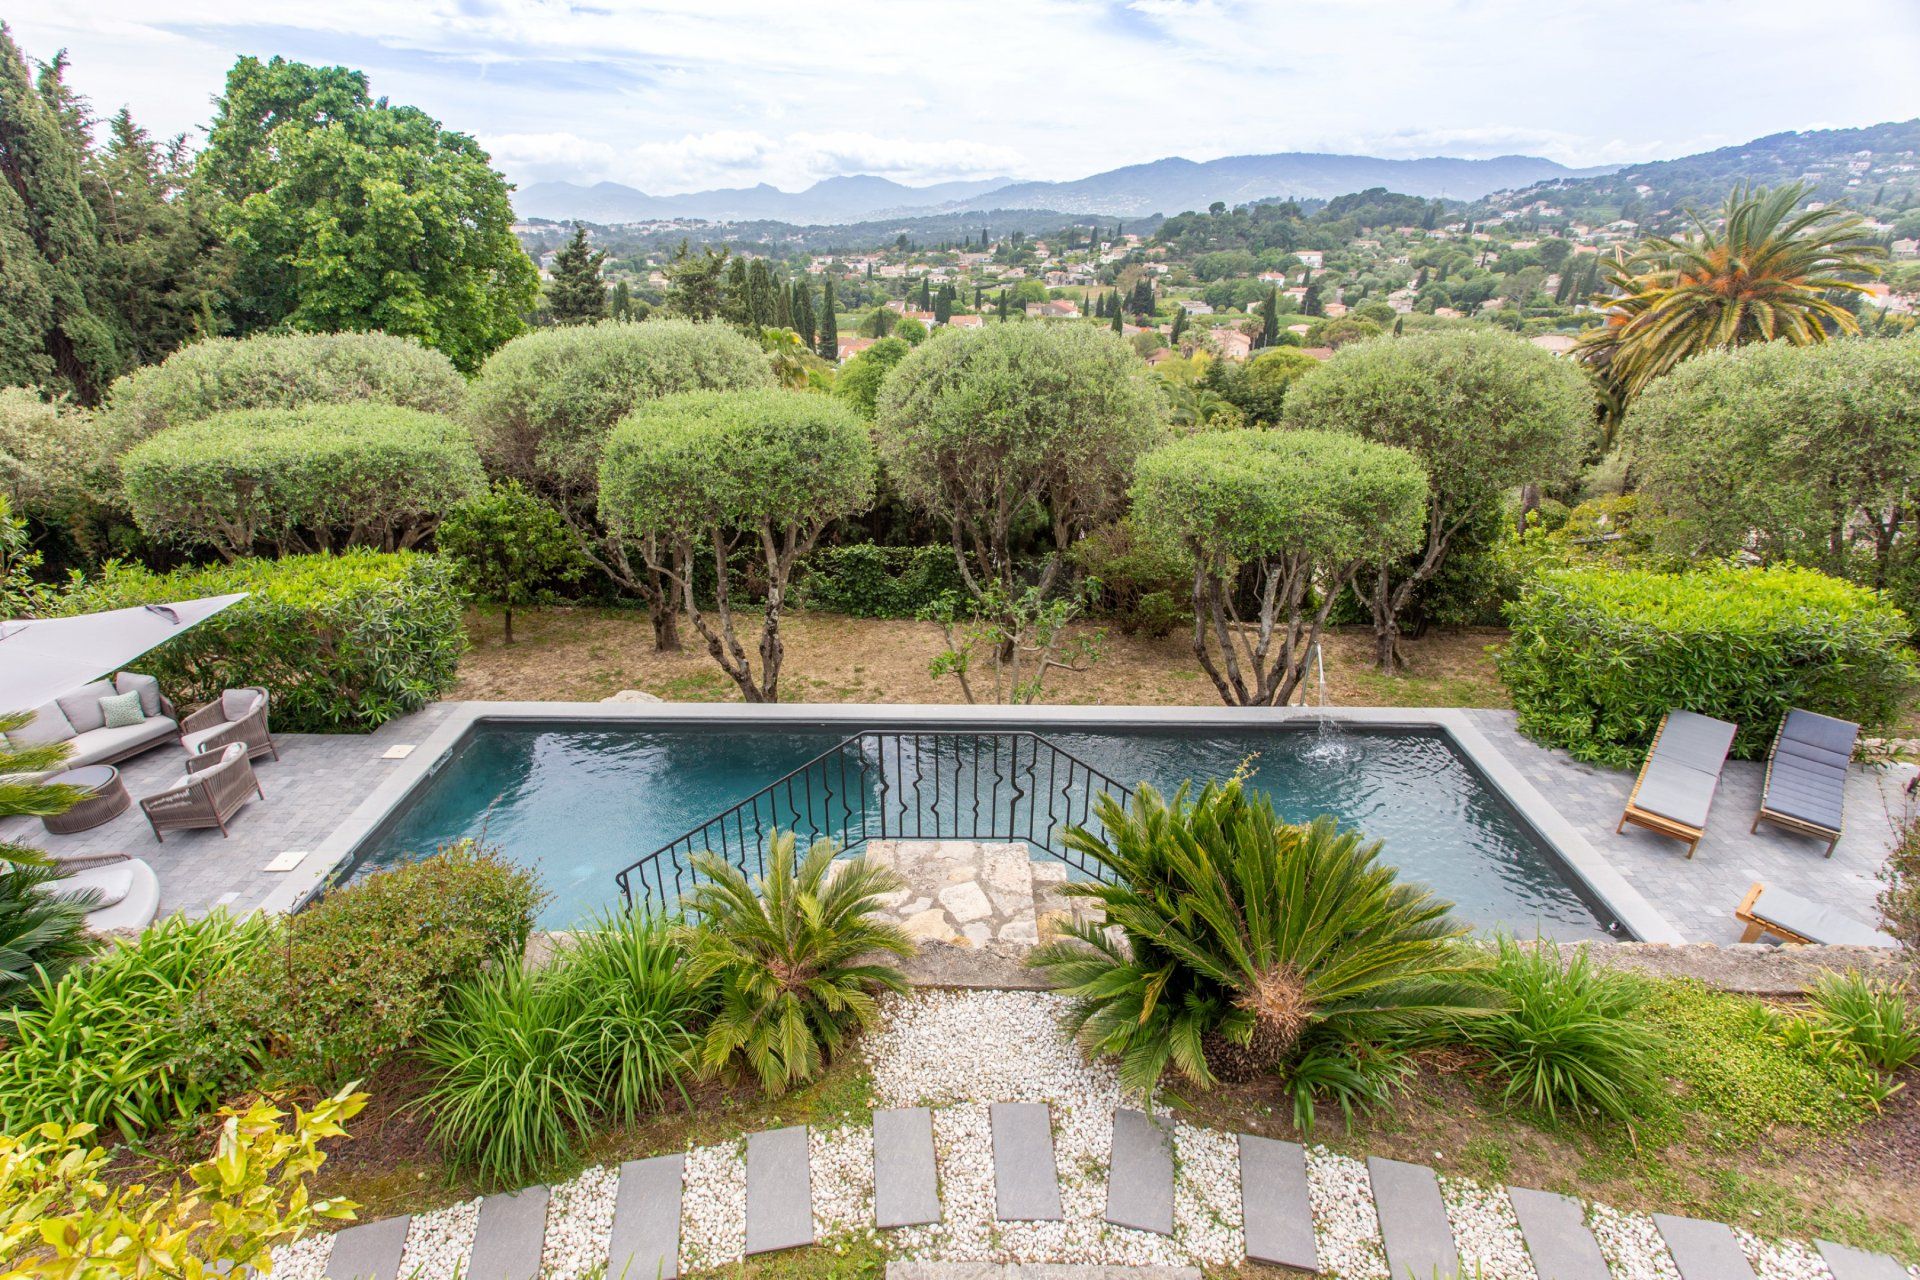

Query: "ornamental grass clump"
left=1806, top=970, right=1920, bottom=1073
left=682, top=833, right=914, bottom=1095
left=1031, top=778, right=1494, bottom=1125
left=1455, top=937, right=1661, bottom=1123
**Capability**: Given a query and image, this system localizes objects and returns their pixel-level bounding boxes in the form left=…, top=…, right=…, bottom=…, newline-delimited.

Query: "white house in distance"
left=1294, top=250, right=1325, bottom=269
left=1179, top=300, right=1214, bottom=315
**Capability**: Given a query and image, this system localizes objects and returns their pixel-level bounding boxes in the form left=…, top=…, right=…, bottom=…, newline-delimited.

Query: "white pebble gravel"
left=1589, top=1203, right=1684, bottom=1280
left=398, top=1197, right=480, bottom=1280
left=679, top=1139, right=746, bottom=1270
left=1738, top=1227, right=1836, bottom=1280
left=1306, top=1145, right=1388, bottom=1280
left=537, top=1163, right=616, bottom=1280
left=268, top=1229, right=332, bottom=1280
left=1441, top=1174, right=1538, bottom=1280
left=809, top=1121, right=876, bottom=1240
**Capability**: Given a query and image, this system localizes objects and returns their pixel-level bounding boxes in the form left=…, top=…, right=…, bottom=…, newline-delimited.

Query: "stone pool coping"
left=260, top=701, right=1685, bottom=944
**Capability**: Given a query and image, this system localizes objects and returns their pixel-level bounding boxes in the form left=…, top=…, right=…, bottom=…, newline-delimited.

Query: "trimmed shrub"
left=192, top=841, right=546, bottom=1089
left=1499, top=564, right=1918, bottom=767
left=56, top=551, right=465, bottom=732
left=468, top=319, right=774, bottom=511
left=121, top=405, right=484, bottom=558
left=0, top=912, right=276, bottom=1140
left=0, top=387, right=111, bottom=533
left=796, top=543, right=966, bottom=618
left=102, top=331, right=467, bottom=444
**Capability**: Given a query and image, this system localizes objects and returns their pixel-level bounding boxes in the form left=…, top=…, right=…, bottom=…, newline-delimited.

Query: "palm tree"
left=681, top=833, right=913, bottom=1095
left=1031, top=778, right=1493, bottom=1104
left=1577, top=183, right=1883, bottom=412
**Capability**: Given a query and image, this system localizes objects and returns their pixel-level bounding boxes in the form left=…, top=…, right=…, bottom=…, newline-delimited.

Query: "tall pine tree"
left=547, top=223, right=608, bottom=324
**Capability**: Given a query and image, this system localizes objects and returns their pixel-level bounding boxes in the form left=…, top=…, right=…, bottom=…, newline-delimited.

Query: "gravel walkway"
left=270, top=989, right=1920, bottom=1280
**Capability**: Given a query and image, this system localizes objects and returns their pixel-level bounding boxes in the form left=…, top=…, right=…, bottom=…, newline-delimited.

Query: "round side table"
left=42, top=764, right=131, bottom=835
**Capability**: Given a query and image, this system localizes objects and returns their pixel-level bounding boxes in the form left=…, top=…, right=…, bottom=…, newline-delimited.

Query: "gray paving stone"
left=746, top=1126, right=814, bottom=1254
left=1508, top=1188, right=1608, bottom=1280
left=1653, top=1214, right=1757, bottom=1280
left=874, top=1106, right=941, bottom=1228
left=608, top=1154, right=684, bottom=1280
left=468, top=1186, right=549, bottom=1280
left=1102, top=1109, right=1173, bottom=1235
left=1237, top=1134, right=1318, bottom=1272
left=884, top=1267, right=1203, bottom=1280
left=1815, top=1240, right=1911, bottom=1280
left=1367, top=1156, right=1458, bottom=1280
left=324, top=1215, right=411, bottom=1280
left=990, top=1102, right=1062, bottom=1222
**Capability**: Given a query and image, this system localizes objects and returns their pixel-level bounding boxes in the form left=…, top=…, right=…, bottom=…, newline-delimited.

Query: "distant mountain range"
left=514, top=153, right=1611, bottom=225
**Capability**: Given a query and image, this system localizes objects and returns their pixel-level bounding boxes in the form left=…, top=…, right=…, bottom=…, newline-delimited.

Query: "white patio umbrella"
left=0, top=593, right=248, bottom=713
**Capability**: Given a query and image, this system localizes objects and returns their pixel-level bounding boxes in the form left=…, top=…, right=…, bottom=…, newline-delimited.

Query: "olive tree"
left=599, top=389, right=875, bottom=702
left=874, top=323, right=1166, bottom=600
left=468, top=319, right=774, bottom=650
left=1281, top=329, right=1593, bottom=670
left=1132, top=429, right=1428, bottom=707
left=1623, top=338, right=1920, bottom=590
left=120, top=405, right=484, bottom=559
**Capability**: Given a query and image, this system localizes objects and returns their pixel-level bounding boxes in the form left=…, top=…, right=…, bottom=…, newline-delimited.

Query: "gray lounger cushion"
left=1633, top=711, right=1737, bottom=827
left=1747, top=885, right=1896, bottom=948
left=1761, top=710, right=1857, bottom=831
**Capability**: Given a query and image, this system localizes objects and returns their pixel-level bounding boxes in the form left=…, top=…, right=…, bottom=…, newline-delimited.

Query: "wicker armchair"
left=179, top=686, right=277, bottom=762
left=139, top=743, right=263, bottom=841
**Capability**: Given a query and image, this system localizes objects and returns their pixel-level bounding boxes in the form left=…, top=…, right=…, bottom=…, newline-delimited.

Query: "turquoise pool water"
left=347, top=721, right=1617, bottom=940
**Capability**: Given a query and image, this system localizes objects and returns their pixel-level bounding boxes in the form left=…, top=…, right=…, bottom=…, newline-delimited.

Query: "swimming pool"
left=345, top=718, right=1621, bottom=940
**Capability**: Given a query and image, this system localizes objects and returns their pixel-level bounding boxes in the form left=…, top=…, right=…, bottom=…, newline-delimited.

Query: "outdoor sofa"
left=44, top=852, right=161, bottom=934
left=0, top=673, right=177, bottom=781
left=1616, top=709, right=1738, bottom=857
left=1750, top=708, right=1858, bottom=857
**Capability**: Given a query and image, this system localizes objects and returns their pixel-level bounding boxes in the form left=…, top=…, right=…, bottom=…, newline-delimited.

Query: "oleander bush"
left=1453, top=937, right=1661, bottom=1123
left=55, top=551, right=466, bottom=732
left=795, top=543, right=966, bottom=618
left=413, top=910, right=708, bottom=1186
left=101, top=331, right=467, bottom=444
left=1499, top=563, right=1918, bottom=767
left=0, top=912, right=276, bottom=1140
left=191, top=841, right=546, bottom=1089
left=121, top=405, right=484, bottom=559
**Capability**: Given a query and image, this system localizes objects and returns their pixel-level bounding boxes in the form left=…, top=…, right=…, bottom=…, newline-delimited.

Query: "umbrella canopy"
left=0, top=594, right=248, bottom=713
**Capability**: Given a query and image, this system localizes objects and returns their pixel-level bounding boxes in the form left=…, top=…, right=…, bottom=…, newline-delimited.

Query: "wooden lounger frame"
left=1733, top=882, right=1812, bottom=944
left=1616, top=713, right=1708, bottom=858
left=1748, top=717, right=1844, bottom=858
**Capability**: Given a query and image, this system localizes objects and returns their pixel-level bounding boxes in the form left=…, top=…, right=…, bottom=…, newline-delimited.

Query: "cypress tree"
left=1302, top=282, right=1323, bottom=317
left=723, top=256, right=751, bottom=327
left=746, top=259, right=776, bottom=329
left=611, top=280, right=632, bottom=320
left=793, top=280, right=817, bottom=348
left=1110, top=303, right=1123, bottom=334
left=918, top=275, right=932, bottom=310
left=933, top=285, right=952, bottom=324
left=773, top=275, right=792, bottom=330
left=1259, top=286, right=1279, bottom=348
left=1171, top=308, right=1187, bottom=343
left=816, top=276, right=839, bottom=358
left=547, top=223, right=609, bottom=324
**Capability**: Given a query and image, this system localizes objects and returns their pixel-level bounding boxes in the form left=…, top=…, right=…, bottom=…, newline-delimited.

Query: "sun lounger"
left=1616, top=710, right=1738, bottom=858
left=1733, top=882, right=1897, bottom=947
left=1750, top=709, right=1858, bottom=857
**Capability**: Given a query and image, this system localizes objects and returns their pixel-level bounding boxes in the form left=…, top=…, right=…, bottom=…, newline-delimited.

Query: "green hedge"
left=1499, top=564, right=1919, bottom=767
left=57, top=551, right=465, bottom=731
left=794, top=544, right=967, bottom=618
left=122, top=405, right=484, bottom=558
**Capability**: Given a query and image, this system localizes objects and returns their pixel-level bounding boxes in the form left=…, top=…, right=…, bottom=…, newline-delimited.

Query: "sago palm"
left=681, top=833, right=913, bottom=1095
left=1577, top=182, right=1883, bottom=402
left=1030, top=778, right=1493, bottom=1099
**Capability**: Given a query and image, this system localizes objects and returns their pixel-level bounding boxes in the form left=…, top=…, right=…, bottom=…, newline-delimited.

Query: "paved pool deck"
left=3, top=701, right=1911, bottom=944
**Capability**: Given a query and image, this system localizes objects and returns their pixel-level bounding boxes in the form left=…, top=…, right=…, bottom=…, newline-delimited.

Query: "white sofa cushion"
left=63, top=716, right=178, bottom=768
left=10, top=702, right=76, bottom=748
left=115, top=671, right=163, bottom=717
left=57, top=681, right=117, bottom=734
left=55, top=863, right=135, bottom=910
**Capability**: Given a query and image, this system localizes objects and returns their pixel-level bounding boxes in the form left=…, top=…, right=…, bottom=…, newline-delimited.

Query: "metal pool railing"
left=613, top=729, right=1133, bottom=910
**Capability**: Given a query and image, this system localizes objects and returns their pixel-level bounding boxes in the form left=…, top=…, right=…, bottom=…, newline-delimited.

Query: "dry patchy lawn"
left=454, top=606, right=1512, bottom=709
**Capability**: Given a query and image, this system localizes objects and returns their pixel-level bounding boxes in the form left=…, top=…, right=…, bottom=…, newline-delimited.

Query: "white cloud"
left=9, top=0, right=1920, bottom=194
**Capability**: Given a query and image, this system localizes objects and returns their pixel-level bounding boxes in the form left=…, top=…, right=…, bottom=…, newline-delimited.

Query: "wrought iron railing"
left=614, top=730, right=1133, bottom=910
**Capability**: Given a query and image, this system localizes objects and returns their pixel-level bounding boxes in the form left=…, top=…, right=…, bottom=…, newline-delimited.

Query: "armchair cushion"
left=100, top=690, right=147, bottom=729
left=115, top=671, right=163, bottom=717
left=57, top=681, right=117, bottom=734
left=220, top=688, right=263, bottom=721
left=10, top=702, right=76, bottom=749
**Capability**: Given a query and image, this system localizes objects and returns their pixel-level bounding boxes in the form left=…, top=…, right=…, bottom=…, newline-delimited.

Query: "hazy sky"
left=11, top=1, right=1920, bottom=194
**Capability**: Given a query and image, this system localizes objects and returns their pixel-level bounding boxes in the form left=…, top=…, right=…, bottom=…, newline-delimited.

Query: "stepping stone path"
left=745, top=1126, right=815, bottom=1254
left=1655, top=1214, right=1760, bottom=1280
left=607, top=1154, right=683, bottom=1280
left=1103, top=1108, right=1174, bottom=1236
left=874, top=1107, right=942, bottom=1228
left=469, top=1187, right=548, bottom=1280
left=1368, top=1155, right=1460, bottom=1280
left=1508, top=1188, right=1610, bottom=1280
left=991, top=1102, right=1064, bottom=1221
left=290, top=1107, right=1920, bottom=1280
left=1236, top=1135, right=1318, bottom=1272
